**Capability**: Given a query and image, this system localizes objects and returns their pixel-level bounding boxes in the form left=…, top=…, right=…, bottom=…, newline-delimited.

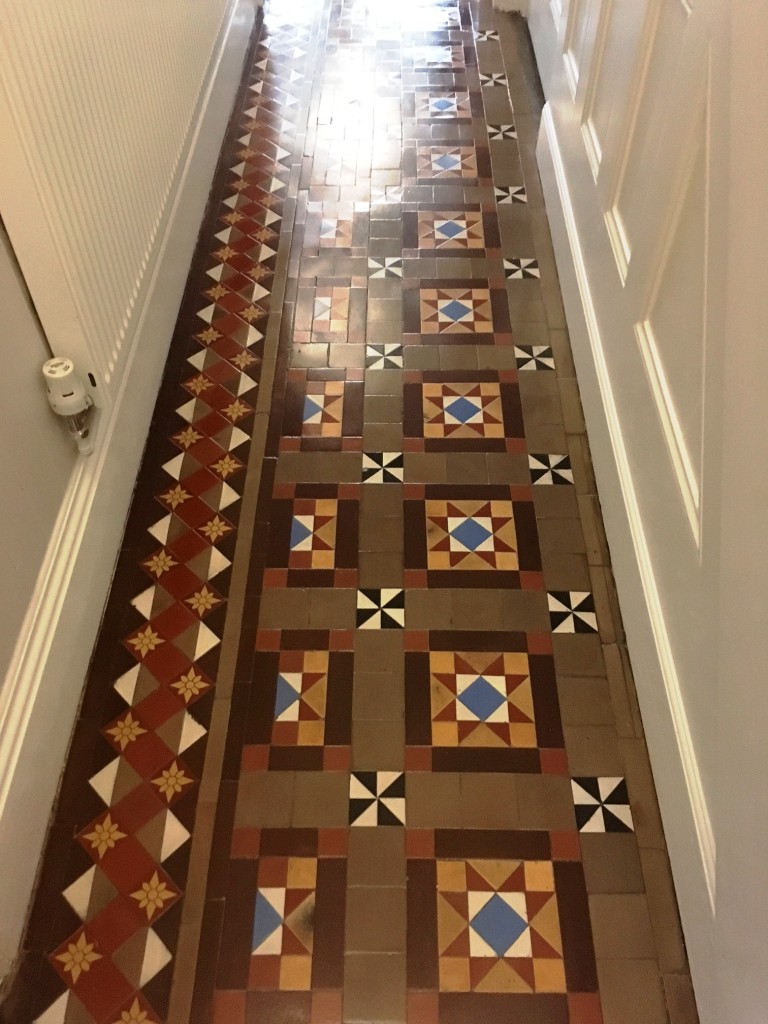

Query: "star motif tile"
left=415, top=91, right=472, bottom=119
left=479, top=73, right=509, bottom=87
left=429, top=651, right=537, bottom=747
left=422, top=383, right=505, bottom=440
left=417, top=146, right=478, bottom=180
left=435, top=859, right=565, bottom=992
left=356, top=588, right=405, bottom=629
left=425, top=499, right=518, bottom=571
left=547, top=592, right=598, bottom=633
left=528, top=454, right=574, bottom=485
left=487, top=123, right=517, bottom=140
left=362, top=452, right=405, bottom=483
left=495, top=185, right=527, bottom=204
left=504, top=258, right=540, bottom=279
left=420, top=288, right=494, bottom=334
left=418, top=212, right=485, bottom=250
left=571, top=777, right=634, bottom=833
left=514, top=346, right=555, bottom=371
left=366, top=343, right=403, bottom=368
left=368, top=256, right=403, bottom=278
left=349, top=772, right=406, bottom=826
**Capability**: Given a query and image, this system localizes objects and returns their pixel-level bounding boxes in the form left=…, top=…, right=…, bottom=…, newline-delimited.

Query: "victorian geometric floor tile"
left=4, top=0, right=698, bottom=1022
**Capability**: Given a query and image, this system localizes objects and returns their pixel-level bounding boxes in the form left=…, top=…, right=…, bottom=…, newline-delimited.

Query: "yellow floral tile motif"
left=425, top=499, right=518, bottom=571
left=107, top=712, right=147, bottom=750
left=429, top=650, right=536, bottom=747
left=206, top=284, right=229, bottom=301
left=223, top=399, right=250, bottom=422
left=113, top=998, right=151, bottom=1023
left=171, top=669, right=209, bottom=703
left=55, top=932, right=101, bottom=985
left=186, top=374, right=212, bottom=395
left=437, top=859, right=565, bottom=993
left=212, top=454, right=241, bottom=478
left=200, top=516, right=232, bottom=542
left=173, top=426, right=203, bottom=449
left=153, top=761, right=194, bottom=801
left=131, top=871, right=175, bottom=920
left=198, top=327, right=221, bottom=345
left=160, top=485, right=191, bottom=509
left=84, top=813, right=126, bottom=859
left=128, top=627, right=164, bottom=659
left=214, top=245, right=237, bottom=262
left=186, top=586, right=221, bottom=615
left=143, top=550, right=177, bottom=578
left=231, top=350, right=257, bottom=369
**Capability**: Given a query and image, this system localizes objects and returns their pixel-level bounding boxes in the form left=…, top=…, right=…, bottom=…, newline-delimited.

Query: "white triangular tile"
left=237, top=373, right=256, bottom=396
left=162, top=454, right=185, bottom=480
left=264, top=209, right=281, bottom=226
left=205, top=264, right=224, bottom=282
left=187, top=349, right=207, bottom=371
left=257, top=244, right=276, bottom=263
left=224, top=194, right=238, bottom=209
left=268, top=177, right=284, bottom=194
left=176, top=399, right=197, bottom=423
left=207, top=549, right=232, bottom=579
left=228, top=426, right=250, bottom=450
left=178, top=712, right=207, bottom=753
left=194, top=623, right=220, bottom=660
left=130, top=587, right=155, bottom=620
left=231, top=162, right=246, bottom=176
left=114, top=664, right=141, bottom=705
left=197, top=304, right=215, bottom=323
left=62, top=866, right=96, bottom=920
left=218, top=482, right=239, bottom=510
left=34, top=992, right=70, bottom=1024
left=247, top=326, right=264, bottom=346
left=89, top=758, right=119, bottom=805
left=215, top=228, right=232, bottom=244
left=148, top=514, right=172, bottom=545
left=239, top=132, right=252, bottom=145
left=139, top=929, right=173, bottom=987
left=275, top=145, right=291, bottom=161
left=160, top=811, right=191, bottom=862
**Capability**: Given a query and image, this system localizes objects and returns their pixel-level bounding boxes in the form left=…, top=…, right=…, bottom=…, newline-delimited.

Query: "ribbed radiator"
left=0, top=0, right=232, bottom=402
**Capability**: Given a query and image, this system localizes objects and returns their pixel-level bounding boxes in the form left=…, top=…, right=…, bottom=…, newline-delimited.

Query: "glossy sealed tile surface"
left=1, top=0, right=699, bottom=1022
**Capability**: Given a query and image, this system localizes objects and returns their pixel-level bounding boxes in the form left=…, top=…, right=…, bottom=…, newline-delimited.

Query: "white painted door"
left=527, top=0, right=768, bottom=1020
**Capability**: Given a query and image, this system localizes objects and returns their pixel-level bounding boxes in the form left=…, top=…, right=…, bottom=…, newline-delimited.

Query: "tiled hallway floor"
left=2, top=0, right=699, bottom=1022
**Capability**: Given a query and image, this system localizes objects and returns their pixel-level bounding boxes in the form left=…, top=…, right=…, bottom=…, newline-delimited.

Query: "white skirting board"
left=0, top=0, right=256, bottom=977
left=535, top=104, right=715, bottom=1009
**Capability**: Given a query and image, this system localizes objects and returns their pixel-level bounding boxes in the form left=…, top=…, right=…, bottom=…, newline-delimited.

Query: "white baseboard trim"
left=536, top=98, right=715, bottom=962
left=0, top=0, right=256, bottom=975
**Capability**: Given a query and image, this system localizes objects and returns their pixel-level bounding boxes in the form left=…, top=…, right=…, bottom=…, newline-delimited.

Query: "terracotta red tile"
left=551, top=831, right=583, bottom=861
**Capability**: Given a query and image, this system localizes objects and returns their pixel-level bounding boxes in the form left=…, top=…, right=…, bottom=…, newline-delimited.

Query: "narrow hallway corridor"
left=2, top=0, right=698, bottom=1021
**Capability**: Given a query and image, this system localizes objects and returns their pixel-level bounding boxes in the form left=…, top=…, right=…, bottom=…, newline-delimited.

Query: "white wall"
left=0, top=0, right=257, bottom=976
left=527, top=0, right=768, bottom=1019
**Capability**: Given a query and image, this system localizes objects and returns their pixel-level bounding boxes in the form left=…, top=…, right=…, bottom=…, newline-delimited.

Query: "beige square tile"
left=556, top=676, right=614, bottom=726
left=353, top=671, right=404, bottom=721
left=564, top=725, right=624, bottom=775
left=459, top=773, right=518, bottom=828
left=640, top=848, right=687, bottom=973
left=291, top=772, right=349, bottom=827
left=597, top=960, right=667, bottom=1024
left=406, top=773, right=463, bottom=828
left=344, top=953, right=406, bottom=1022
left=620, top=737, right=667, bottom=850
left=258, top=589, right=311, bottom=629
left=516, top=774, right=575, bottom=830
left=552, top=634, right=606, bottom=676
left=355, top=631, right=404, bottom=671
left=308, top=588, right=357, bottom=628
left=538, top=518, right=587, bottom=555
left=359, top=551, right=404, bottom=588
left=235, top=772, right=295, bottom=828
left=346, top=887, right=406, bottom=952
left=590, top=894, right=657, bottom=958
left=352, top=719, right=405, bottom=770
left=531, top=486, right=580, bottom=519
left=403, top=453, right=447, bottom=484
left=405, top=589, right=452, bottom=629
left=580, top=833, right=645, bottom=893
left=347, top=828, right=406, bottom=887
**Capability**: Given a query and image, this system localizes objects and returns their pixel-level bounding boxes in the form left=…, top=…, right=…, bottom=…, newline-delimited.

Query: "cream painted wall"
left=0, top=0, right=257, bottom=976
left=526, top=0, right=768, bottom=1019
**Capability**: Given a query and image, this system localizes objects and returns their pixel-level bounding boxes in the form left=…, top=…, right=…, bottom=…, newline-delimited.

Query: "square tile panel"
left=404, top=372, right=524, bottom=451
left=280, top=374, right=363, bottom=451
left=250, top=857, right=317, bottom=989
left=366, top=344, right=403, bottom=368
left=362, top=452, right=405, bottom=483
left=435, top=858, right=565, bottom=993
left=265, top=487, right=359, bottom=587
left=415, top=212, right=486, bottom=250
left=420, top=288, right=495, bottom=334
left=403, top=281, right=511, bottom=346
left=504, top=258, right=540, bottom=279
left=495, top=185, right=528, bottom=205
left=301, top=383, right=344, bottom=439
left=404, top=485, right=542, bottom=589
left=515, top=346, right=555, bottom=371
left=416, top=146, right=479, bottom=181
left=405, top=633, right=564, bottom=773
left=528, top=454, right=573, bottom=486
left=356, top=589, right=405, bottom=629
left=414, top=91, right=473, bottom=119
left=368, top=257, right=403, bottom=279
left=547, top=593, right=598, bottom=634
left=244, top=648, right=353, bottom=771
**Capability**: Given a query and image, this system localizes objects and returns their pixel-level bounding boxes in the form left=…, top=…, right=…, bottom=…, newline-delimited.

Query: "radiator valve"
left=42, top=357, right=94, bottom=455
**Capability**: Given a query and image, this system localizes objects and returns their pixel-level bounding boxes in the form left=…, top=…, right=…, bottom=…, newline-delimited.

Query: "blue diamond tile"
left=435, top=154, right=459, bottom=170
left=445, top=396, right=480, bottom=423
left=252, top=891, right=284, bottom=951
left=450, top=517, right=492, bottom=551
left=436, top=220, right=464, bottom=239
left=470, top=893, right=528, bottom=957
left=290, top=518, right=313, bottom=549
left=458, top=676, right=507, bottom=721
left=274, top=674, right=300, bottom=719
left=433, top=98, right=454, bottom=111
left=441, top=299, right=472, bottom=321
